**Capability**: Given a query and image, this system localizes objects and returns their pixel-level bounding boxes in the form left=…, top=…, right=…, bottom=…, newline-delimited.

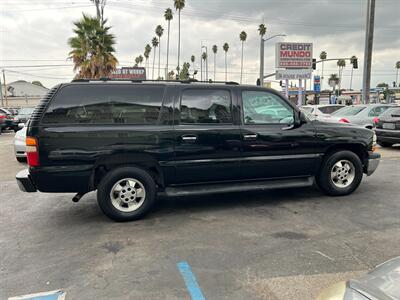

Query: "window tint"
left=180, top=89, right=232, bottom=124
left=332, top=106, right=365, bottom=116
left=319, top=105, right=343, bottom=114
left=242, top=91, right=294, bottom=124
left=42, top=85, right=165, bottom=124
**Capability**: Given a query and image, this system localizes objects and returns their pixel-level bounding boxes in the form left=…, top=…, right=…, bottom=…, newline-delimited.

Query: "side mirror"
left=283, top=110, right=306, bottom=131
left=18, top=123, right=25, bottom=129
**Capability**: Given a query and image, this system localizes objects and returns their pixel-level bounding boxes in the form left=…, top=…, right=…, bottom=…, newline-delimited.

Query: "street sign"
left=276, top=69, right=312, bottom=80
left=314, top=75, right=321, bottom=92
left=109, top=67, right=146, bottom=80
left=275, top=42, right=313, bottom=69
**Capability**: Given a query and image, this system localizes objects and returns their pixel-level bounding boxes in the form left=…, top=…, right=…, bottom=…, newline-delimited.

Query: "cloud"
left=0, top=0, right=398, bottom=89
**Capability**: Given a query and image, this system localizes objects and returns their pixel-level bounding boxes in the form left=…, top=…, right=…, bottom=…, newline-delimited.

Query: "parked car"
left=318, top=256, right=400, bottom=300
left=300, top=104, right=347, bottom=123
left=11, top=107, right=35, bottom=131
left=331, top=104, right=395, bottom=128
left=374, top=106, right=400, bottom=147
left=14, top=124, right=27, bottom=162
left=16, top=80, right=380, bottom=221
left=0, top=108, right=14, bottom=131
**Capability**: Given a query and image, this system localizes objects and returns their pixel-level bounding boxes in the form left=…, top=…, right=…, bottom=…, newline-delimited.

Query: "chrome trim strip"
left=160, top=153, right=323, bottom=166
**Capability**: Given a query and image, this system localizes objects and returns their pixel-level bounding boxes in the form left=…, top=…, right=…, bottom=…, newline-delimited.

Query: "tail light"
left=26, top=137, right=40, bottom=167
left=339, top=118, right=350, bottom=123
left=0, top=115, right=6, bottom=119
left=373, top=117, right=379, bottom=125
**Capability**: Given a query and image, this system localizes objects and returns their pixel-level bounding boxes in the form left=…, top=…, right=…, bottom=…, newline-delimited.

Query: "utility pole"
left=259, top=38, right=264, bottom=86
left=0, top=73, right=3, bottom=107
left=2, top=70, right=8, bottom=107
left=362, top=0, right=375, bottom=104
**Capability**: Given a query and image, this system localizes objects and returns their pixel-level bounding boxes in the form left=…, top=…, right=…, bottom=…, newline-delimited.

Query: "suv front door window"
left=240, top=90, right=320, bottom=180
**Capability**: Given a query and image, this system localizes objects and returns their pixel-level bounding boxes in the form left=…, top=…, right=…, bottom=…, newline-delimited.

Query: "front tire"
left=16, top=157, right=26, bottom=163
left=97, top=167, right=156, bottom=221
left=378, top=141, right=393, bottom=148
left=317, top=150, right=363, bottom=196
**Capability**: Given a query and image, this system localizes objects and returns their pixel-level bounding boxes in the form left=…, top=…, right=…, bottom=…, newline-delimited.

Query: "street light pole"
left=362, top=0, right=375, bottom=104
left=259, top=34, right=286, bottom=87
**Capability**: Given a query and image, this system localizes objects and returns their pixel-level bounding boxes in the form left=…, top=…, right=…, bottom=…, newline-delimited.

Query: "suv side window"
left=42, top=85, right=165, bottom=125
left=242, top=90, right=294, bottom=124
left=180, top=89, right=232, bottom=124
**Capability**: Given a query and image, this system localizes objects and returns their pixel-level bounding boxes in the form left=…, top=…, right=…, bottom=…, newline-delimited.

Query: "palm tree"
left=395, top=61, right=400, bottom=86
left=239, top=31, right=247, bottom=84
left=258, top=23, right=266, bottom=37
left=258, top=24, right=266, bottom=85
left=212, top=45, right=217, bottom=81
left=174, top=0, right=185, bottom=72
left=155, top=25, right=164, bottom=79
left=328, top=73, right=340, bottom=96
left=134, top=56, right=140, bottom=67
left=319, top=51, right=327, bottom=89
left=191, top=55, right=196, bottom=78
left=349, top=55, right=357, bottom=90
left=201, top=52, right=207, bottom=80
left=223, top=42, right=229, bottom=81
left=144, top=44, right=151, bottom=71
left=337, top=59, right=346, bottom=93
left=151, top=37, right=159, bottom=79
left=68, top=14, right=118, bottom=79
left=138, top=55, right=143, bottom=67
left=164, top=8, right=173, bottom=78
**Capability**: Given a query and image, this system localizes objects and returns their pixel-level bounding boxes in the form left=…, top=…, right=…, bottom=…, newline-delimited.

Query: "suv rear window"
left=42, top=84, right=165, bottom=124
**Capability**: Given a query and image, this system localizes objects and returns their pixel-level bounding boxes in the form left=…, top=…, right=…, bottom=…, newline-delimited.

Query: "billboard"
left=276, top=69, right=312, bottom=80
left=109, top=67, right=146, bottom=80
left=276, top=42, right=313, bottom=69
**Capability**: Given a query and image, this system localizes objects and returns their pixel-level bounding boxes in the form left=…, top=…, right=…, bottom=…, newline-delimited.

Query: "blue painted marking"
left=9, top=290, right=65, bottom=300
left=30, top=294, right=61, bottom=300
left=177, top=261, right=206, bottom=300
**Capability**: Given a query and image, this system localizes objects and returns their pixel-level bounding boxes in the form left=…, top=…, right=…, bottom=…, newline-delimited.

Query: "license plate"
left=382, top=123, right=395, bottom=129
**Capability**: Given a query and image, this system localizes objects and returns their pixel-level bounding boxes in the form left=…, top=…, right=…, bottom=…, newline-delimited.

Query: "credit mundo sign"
left=276, top=42, right=313, bottom=69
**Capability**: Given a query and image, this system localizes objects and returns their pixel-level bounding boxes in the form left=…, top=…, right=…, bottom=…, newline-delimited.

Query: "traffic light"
left=352, top=58, right=358, bottom=69
left=256, top=78, right=260, bottom=86
left=312, top=58, right=317, bottom=70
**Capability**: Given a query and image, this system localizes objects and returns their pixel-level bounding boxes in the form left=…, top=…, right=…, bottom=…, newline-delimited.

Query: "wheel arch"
left=90, top=153, right=165, bottom=191
left=323, top=143, right=369, bottom=167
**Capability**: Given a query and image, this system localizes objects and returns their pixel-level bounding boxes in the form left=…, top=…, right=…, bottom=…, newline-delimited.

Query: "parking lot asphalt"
left=1, top=131, right=400, bottom=300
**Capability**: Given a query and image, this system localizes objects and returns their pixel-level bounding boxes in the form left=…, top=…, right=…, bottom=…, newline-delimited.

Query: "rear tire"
left=378, top=141, right=393, bottom=148
left=317, top=150, right=363, bottom=196
left=97, top=167, right=156, bottom=221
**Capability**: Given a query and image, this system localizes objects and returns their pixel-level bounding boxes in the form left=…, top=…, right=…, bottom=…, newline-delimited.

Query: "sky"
left=0, top=0, right=399, bottom=91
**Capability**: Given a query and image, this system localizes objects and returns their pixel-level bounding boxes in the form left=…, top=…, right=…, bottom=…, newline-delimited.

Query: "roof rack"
left=71, top=78, right=239, bottom=85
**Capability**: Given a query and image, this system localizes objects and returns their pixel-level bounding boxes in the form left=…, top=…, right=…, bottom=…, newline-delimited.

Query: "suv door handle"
left=243, top=133, right=258, bottom=141
left=181, top=135, right=197, bottom=142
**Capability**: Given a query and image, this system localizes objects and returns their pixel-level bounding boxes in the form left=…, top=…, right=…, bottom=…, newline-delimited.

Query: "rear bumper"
left=375, top=128, right=400, bottom=143
left=365, top=152, right=380, bottom=176
left=16, top=169, right=37, bottom=192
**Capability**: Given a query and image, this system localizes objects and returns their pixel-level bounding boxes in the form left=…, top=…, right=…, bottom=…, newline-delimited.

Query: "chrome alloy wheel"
left=330, top=160, right=355, bottom=188
left=110, top=178, right=146, bottom=212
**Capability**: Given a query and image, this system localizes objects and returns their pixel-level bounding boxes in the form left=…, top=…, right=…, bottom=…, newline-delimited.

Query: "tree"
left=201, top=52, right=207, bottom=80
left=337, top=59, right=346, bottom=93
left=239, top=31, right=247, bottom=84
left=191, top=55, right=196, bottom=78
left=328, top=73, right=339, bottom=95
left=138, top=55, right=143, bottom=67
left=90, top=0, right=106, bottom=22
left=223, top=42, right=229, bottom=81
left=164, top=8, right=173, bottom=78
left=179, top=62, right=190, bottom=80
left=349, top=55, right=357, bottom=90
left=31, top=81, right=43, bottom=87
left=174, top=0, right=185, bottom=72
left=151, top=37, right=159, bottom=79
left=319, top=51, right=327, bottom=89
left=155, top=25, right=164, bottom=79
left=68, top=14, right=118, bottom=79
left=134, top=56, right=140, bottom=67
left=212, top=45, right=217, bottom=81
left=396, top=61, right=400, bottom=86
left=144, top=44, right=151, bottom=71
left=258, top=23, right=266, bottom=37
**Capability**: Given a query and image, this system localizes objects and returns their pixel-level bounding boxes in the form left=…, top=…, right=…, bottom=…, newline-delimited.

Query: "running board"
left=163, top=176, right=314, bottom=197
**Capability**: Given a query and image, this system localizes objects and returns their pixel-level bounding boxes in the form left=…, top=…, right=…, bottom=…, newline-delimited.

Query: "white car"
left=301, top=105, right=345, bottom=123
left=14, top=125, right=27, bottom=162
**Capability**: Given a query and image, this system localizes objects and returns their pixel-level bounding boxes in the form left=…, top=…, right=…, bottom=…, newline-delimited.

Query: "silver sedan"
left=14, top=125, right=27, bottom=162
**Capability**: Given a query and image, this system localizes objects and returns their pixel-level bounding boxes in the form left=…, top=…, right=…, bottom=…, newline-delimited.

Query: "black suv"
left=16, top=80, right=380, bottom=221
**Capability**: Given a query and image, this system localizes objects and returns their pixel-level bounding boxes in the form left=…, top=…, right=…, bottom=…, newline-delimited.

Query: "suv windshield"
left=332, top=106, right=365, bottom=116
